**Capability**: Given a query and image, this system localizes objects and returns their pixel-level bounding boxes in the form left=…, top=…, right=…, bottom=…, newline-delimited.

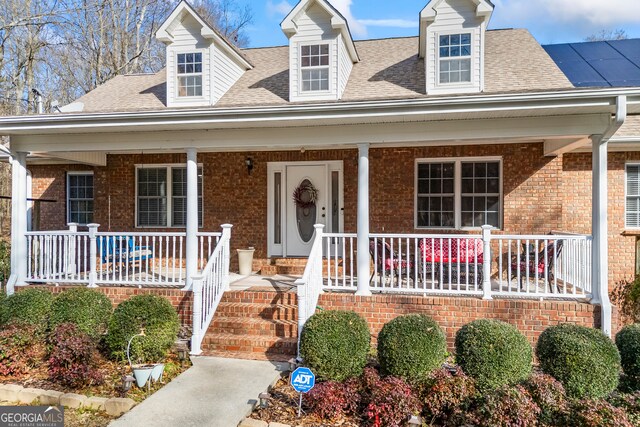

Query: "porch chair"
left=98, top=236, right=153, bottom=265
left=419, top=238, right=484, bottom=287
left=511, top=240, right=564, bottom=293
left=368, top=239, right=414, bottom=283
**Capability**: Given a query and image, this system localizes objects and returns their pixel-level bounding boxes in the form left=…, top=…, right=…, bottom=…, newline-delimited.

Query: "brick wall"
left=26, top=143, right=638, bottom=285
left=318, top=293, right=618, bottom=351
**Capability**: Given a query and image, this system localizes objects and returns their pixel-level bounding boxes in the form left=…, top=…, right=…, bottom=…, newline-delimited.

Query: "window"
left=416, top=159, right=501, bottom=229
left=438, top=33, right=471, bottom=84
left=626, top=164, right=640, bottom=228
left=67, top=172, right=94, bottom=225
left=300, top=44, right=329, bottom=92
left=177, top=52, right=203, bottom=97
left=136, top=166, right=203, bottom=228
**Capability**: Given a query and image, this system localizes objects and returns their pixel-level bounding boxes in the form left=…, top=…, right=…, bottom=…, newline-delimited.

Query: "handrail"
left=190, top=224, right=232, bottom=356
left=295, top=224, right=325, bottom=359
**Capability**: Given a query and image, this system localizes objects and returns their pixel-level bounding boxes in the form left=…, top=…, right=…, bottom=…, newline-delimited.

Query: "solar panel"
left=543, top=39, right=640, bottom=88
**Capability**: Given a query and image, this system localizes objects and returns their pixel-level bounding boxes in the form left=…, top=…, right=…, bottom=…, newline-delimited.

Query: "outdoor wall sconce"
left=245, top=157, right=254, bottom=175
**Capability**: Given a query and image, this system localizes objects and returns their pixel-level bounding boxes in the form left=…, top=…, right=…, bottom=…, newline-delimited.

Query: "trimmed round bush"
left=49, top=288, right=113, bottom=340
left=0, top=288, right=53, bottom=330
left=106, top=295, right=180, bottom=363
left=536, top=323, right=620, bottom=399
left=455, top=319, right=532, bottom=391
left=300, top=310, right=370, bottom=381
left=377, top=314, right=447, bottom=379
left=617, top=324, right=640, bottom=379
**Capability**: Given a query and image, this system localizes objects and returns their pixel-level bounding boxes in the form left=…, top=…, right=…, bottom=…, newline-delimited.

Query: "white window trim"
left=66, top=171, right=94, bottom=226
left=298, top=42, right=332, bottom=95
left=175, top=49, right=205, bottom=100
left=135, top=164, right=204, bottom=229
left=436, top=30, right=474, bottom=89
left=625, top=162, right=640, bottom=230
left=414, top=156, right=503, bottom=231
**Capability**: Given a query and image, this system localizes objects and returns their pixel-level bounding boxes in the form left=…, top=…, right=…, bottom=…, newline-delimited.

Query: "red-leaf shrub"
left=459, top=384, right=540, bottom=427
left=306, top=378, right=361, bottom=420
left=420, top=366, right=476, bottom=424
left=561, top=398, right=633, bottom=427
left=361, top=368, right=420, bottom=427
left=523, top=373, right=567, bottom=426
left=0, top=323, right=45, bottom=377
left=609, top=392, right=640, bottom=427
left=48, top=323, right=103, bottom=387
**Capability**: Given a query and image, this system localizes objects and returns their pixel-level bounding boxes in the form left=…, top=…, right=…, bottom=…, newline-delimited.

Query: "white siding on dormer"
left=211, top=41, right=245, bottom=103
left=289, top=3, right=342, bottom=102
left=425, top=0, right=483, bottom=96
left=166, top=14, right=212, bottom=108
left=337, top=34, right=353, bottom=98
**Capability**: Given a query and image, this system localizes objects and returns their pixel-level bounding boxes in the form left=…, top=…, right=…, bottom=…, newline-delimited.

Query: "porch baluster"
left=88, top=224, right=99, bottom=288
left=481, top=225, right=492, bottom=300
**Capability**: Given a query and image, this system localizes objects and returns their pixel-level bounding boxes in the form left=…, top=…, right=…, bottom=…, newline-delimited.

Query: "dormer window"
left=301, top=44, right=330, bottom=92
left=177, top=52, right=203, bottom=97
left=438, top=33, right=471, bottom=85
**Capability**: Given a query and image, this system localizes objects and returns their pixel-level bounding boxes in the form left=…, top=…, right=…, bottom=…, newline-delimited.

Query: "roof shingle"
left=71, top=29, right=573, bottom=114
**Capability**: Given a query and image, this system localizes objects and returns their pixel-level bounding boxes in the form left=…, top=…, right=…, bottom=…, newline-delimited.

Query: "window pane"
left=68, top=173, right=94, bottom=225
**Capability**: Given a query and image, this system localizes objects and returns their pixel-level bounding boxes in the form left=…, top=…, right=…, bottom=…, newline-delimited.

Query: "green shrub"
left=377, top=314, right=447, bottom=379
left=0, top=288, right=53, bottom=330
left=455, top=319, right=532, bottom=391
left=617, top=324, right=640, bottom=380
left=49, top=288, right=112, bottom=340
left=105, top=295, right=180, bottom=363
left=536, top=324, right=620, bottom=399
left=300, top=310, right=370, bottom=381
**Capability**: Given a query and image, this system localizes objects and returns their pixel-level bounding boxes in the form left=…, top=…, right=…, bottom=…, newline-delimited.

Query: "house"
left=1, top=0, right=639, bottom=359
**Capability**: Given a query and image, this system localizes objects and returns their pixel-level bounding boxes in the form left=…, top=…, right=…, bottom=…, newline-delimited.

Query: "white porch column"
left=184, top=148, right=199, bottom=291
left=7, top=151, right=28, bottom=294
left=591, top=134, right=612, bottom=336
left=356, top=143, right=371, bottom=296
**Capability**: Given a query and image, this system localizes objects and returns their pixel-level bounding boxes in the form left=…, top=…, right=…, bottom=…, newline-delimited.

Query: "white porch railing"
left=295, top=224, right=326, bottom=357
left=317, top=227, right=592, bottom=300
left=190, top=224, right=232, bottom=355
left=25, top=224, right=221, bottom=287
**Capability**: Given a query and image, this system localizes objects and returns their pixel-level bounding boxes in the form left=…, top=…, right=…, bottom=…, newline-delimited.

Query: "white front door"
left=285, top=165, right=328, bottom=256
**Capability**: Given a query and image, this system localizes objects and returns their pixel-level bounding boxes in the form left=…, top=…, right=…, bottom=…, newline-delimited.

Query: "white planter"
left=237, top=248, right=255, bottom=276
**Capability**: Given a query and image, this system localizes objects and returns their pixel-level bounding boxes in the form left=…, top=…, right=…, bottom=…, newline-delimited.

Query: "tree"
left=585, top=29, right=628, bottom=42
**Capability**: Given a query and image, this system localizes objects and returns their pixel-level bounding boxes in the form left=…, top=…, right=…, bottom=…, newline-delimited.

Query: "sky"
left=244, top=0, right=640, bottom=48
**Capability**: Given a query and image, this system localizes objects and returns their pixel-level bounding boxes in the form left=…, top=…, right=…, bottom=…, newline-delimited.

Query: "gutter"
left=0, top=87, right=639, bottom=134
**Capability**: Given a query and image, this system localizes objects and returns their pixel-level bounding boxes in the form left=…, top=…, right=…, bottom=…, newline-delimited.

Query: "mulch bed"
left=251, top=377, right=361, bottom=427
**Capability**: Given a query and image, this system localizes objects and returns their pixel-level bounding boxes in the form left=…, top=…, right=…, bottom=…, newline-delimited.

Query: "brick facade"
left=27, top=143, right=638, bottom=285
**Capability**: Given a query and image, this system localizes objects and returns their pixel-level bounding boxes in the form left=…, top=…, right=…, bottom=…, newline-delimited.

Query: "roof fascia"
left=1, top=89, right=639, bottom=134
left=156, top=1, right=252, bottom=69
left=281, top=0, right=359, bottom=62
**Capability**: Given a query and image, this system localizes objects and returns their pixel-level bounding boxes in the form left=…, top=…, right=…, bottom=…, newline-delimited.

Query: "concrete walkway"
left=110, top=357, right=287, bottom=427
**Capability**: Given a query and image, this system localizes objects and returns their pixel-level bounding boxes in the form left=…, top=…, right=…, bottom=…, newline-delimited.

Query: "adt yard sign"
left=291, top=367, right=315, bottom=393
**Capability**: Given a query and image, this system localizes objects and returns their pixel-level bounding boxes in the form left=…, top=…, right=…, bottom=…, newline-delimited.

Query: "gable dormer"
left=156, top=1, right=252, bottom=108
left=419, top=0, right=493, bottom=96
left=281, top=0, right=360, bottom=103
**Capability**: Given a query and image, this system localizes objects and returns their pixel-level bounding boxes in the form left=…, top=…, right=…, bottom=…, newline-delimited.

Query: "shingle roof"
left=71, top=29, right=573, bottom=113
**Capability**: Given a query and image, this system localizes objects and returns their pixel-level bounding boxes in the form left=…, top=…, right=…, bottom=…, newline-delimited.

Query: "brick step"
left=215, top=302, right=298, bottom=320
left=273, top=265, right=306, bottom=275
left=201, top=332, right=297, bottom=356
left=272, top=257, right=309, bottom=267
left=210, top=316, right=298, bottom=338
left=260, top=265, right=278, bottom=276
left=200, top=349, right=292, bottom=362
left=220, top=292, right=297, bottom=306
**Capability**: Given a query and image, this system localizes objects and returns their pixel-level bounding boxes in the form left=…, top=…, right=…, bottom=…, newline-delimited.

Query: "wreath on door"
left=292, top=181, right=319, bottom=209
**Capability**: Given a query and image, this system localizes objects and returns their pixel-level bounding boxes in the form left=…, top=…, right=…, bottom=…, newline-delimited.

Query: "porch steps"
left=200, top=289, right=299, bottom=361
left=260, top=257, right=346, bottom=277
